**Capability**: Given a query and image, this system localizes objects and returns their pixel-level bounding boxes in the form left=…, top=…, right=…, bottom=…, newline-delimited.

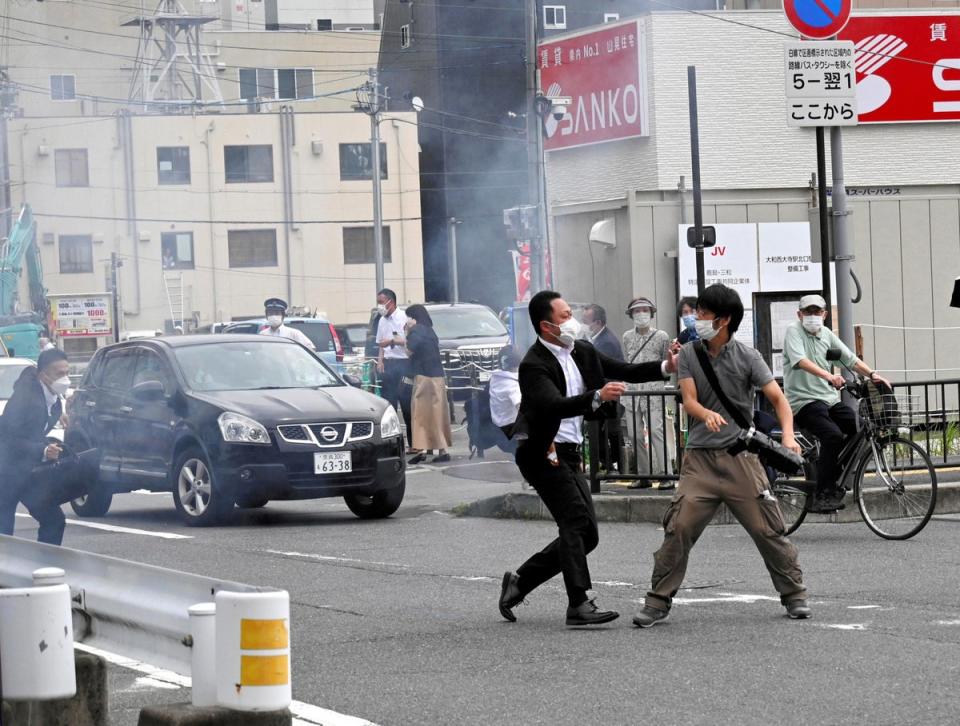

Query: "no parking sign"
left=783, top=0, right=852, bottom=39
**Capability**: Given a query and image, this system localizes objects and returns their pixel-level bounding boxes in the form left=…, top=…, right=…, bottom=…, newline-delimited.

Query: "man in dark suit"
left=582, top=304, right=624, bottom=361
left=499, top=291, right=677, bottom=627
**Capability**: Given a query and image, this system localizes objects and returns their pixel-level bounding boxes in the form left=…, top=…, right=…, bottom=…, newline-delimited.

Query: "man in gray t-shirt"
left=633, top=284, right=812, bottom=629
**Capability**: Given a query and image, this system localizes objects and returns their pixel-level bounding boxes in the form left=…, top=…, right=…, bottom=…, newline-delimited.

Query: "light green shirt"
left=782, top=320, right=859, bottom=414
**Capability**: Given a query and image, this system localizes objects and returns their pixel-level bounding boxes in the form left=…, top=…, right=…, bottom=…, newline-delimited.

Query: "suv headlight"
left=380, top=405, right=402, bottom=439
left=218, top=412, right=271, bottom=445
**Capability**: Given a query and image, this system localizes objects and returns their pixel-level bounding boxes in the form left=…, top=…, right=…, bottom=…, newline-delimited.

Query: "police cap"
left=264, top=298, right=288, bottom=313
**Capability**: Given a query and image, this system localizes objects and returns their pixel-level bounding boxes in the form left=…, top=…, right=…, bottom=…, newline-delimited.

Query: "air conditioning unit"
left=311, top=140, right=323, bottom=156
left=37, top=145, right=50, bottom=157
left=138, top=230, right=151, bottom=243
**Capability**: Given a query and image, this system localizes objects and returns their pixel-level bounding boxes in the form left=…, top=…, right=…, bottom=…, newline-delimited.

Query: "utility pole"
left=110, top=252, right=122, bottom=342
left=447, top=217, right=461, bottom=303
left=815, top=127, right=832, bottom=325
left=687, top=66, right=706, bottom=295
left=830, top=127, right=854, bottom=348
left=525, top=0, right=545, bottom=295
left=0, top=69, right=16, bottom=239
left=355, top=68, right=385, bottom=293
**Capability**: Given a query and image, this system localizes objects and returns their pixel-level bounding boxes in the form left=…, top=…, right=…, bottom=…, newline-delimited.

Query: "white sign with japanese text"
left=784, top=41, right=858, bottom=127
left=758, top=222, right=823, bottom=291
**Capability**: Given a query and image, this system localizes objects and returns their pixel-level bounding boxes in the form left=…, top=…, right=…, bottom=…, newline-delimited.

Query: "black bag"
left=693, top=344, right=804, bottom=476
left=32, top=445, right=99, bottom=506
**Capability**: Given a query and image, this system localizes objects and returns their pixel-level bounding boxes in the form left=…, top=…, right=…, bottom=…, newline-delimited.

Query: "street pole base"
left=137, top=703, right=292, bottom=726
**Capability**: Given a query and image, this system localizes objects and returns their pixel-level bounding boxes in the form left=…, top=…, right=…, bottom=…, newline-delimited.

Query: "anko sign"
left=538, top=19, right=649, bottom=151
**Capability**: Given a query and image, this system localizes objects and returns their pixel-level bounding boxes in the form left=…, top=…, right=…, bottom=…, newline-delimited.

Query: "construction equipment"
left=0, top=204, right=48, bottom=359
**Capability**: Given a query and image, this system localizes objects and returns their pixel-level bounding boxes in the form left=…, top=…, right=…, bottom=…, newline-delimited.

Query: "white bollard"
left=0, top=582, right=76, bottom=700
left=215, top=590, right=291, bottom=712
left=188, top=603, right=217, bottom=708
left=32, top=567, right=66, bottom=587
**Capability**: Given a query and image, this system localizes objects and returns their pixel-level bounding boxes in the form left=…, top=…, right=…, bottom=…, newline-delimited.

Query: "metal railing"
left=890, top=378, right=960, bottom=468
left=0, top=535, right=271, bottom=675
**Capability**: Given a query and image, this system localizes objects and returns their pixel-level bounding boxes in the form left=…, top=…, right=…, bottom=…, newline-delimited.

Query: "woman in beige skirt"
left=404, top=304, right=452, bottom=464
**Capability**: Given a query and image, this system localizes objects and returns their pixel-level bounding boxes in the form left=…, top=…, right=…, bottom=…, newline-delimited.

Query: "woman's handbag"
left=693, top=344, right=804, bottom=476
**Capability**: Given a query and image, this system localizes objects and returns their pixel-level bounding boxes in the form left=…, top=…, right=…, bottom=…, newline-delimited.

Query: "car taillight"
left=330, top=324, right=344, bottom=362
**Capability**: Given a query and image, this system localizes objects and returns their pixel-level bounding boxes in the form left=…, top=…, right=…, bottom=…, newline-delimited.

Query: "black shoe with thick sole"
left=499, top=571, right=524, bottom=622
left=565, top=598, right=619, bottom=627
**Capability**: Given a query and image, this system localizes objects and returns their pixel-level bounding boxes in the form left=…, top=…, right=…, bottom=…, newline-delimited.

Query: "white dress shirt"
left=489, top=369, right=521, bottom=427
left=259, top=324, right=316, bottom=350
left=376, top=308, right=409, bottom=360
left=538, top=337, right=587, bottom=445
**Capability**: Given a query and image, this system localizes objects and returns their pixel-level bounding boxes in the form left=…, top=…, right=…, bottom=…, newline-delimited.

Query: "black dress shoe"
left=432, top=453, right=451, bottom=464
left=565, top=598, right=619, bottom=627
left=499, top=571, right=524, bottom=622
left=407, top=452, right=427, bottom=465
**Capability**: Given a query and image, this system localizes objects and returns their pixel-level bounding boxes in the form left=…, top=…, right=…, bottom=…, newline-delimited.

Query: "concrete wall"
left=12, top=112, right=424, bottom=331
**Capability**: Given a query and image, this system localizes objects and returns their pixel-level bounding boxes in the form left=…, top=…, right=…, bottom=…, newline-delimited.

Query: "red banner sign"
left=838, top=14, right=960, bottom=123
left=538, top=20, right=649, bottom=151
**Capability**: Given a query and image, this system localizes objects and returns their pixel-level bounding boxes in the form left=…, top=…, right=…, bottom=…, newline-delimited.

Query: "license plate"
left=314, top=452, right=352, bottom=474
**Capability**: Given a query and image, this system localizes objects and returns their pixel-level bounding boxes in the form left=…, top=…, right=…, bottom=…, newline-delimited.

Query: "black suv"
left=65, top=335, right=406, bottom=526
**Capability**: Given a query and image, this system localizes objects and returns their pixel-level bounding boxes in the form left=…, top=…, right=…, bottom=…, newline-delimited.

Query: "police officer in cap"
left=260, top=298, right=315, bottom=350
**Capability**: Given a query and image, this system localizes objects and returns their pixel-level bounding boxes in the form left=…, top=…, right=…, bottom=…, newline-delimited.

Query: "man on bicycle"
left=782, top=294, right=890, bottom=512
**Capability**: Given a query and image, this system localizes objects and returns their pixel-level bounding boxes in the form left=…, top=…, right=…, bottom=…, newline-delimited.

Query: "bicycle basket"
left=858, top=384, right=920, bottom=429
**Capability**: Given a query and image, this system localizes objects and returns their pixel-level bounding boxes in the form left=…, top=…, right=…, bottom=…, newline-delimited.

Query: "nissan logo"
left=320, top=426, right=339, bottom=443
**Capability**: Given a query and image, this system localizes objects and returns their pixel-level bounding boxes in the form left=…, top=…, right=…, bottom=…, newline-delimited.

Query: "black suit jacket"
left=590, top=327, right=624, bottom=361
left=512, top=339, right=665, bottom=458
left=0, top=369, right=59, bottom=477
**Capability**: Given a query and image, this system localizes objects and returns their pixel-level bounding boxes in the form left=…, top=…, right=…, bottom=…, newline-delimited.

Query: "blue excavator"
left=0, top=204, right=48, bottom=359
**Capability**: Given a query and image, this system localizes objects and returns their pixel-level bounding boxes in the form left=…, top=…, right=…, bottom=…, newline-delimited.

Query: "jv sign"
left=538, top=19, right=650, bottom=150
left=838, top=14, right=960, bottom=124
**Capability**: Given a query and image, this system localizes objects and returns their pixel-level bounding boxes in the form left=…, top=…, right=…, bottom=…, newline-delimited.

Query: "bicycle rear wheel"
left=855, top=436, right=937, bottom=540
left=769, top=467, right=813, bottom=535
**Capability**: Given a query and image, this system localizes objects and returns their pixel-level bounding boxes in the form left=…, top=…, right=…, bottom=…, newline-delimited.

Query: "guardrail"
left=0, top=535, right=272, bottom=675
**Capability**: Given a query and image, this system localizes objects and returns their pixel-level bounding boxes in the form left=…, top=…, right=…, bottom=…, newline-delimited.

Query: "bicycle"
left=769, top=350, right=938, bottom=540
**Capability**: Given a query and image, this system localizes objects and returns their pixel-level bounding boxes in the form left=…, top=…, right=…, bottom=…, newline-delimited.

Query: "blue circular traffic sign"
left=783, top=0, right=851, bottom=39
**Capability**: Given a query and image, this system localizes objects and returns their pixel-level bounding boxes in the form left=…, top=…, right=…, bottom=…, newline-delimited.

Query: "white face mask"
left=49, top=376, right=71, bottom=397
left=695, top=318, right=719, bottom=341
left=550, top=318, right=581, bottom=348
left=633, top=312, right=652, bottom=328
left=802, top=315, right=823, bottom=334
left=266, top=315, right=283, bottom=328
left=376, top=304, right=388, bottom=317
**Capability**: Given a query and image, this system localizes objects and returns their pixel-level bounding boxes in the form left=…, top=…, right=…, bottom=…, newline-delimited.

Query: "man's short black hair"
left=529, top=290, right=561, bottom=333
left=585, top=303, right=606, bottom=326
left=378, top=288, right=397, bottom=304
left=696, top=284, right=744, bottom=333
left=37, top=348, right=68, bottom=372
left=677, top=296, right=698, bottom=318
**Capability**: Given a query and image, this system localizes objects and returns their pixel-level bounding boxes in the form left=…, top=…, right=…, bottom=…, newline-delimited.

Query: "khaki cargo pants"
left=645, top=448, right=807, bottom=611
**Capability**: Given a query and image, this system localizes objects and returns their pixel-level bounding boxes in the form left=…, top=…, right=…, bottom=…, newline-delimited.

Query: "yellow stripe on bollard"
left=240, top=618, right=289, bottom=650
left=240, top=654, right=290, bottom=687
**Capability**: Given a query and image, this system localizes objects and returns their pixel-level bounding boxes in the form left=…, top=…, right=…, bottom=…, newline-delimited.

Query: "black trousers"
left=381, top=359, right=413, bottom=447
left=515, top=443, right=598, bottom=601
left=0, top=470, right=67, bottom=546
left=795, top=400, right=858, bottom=495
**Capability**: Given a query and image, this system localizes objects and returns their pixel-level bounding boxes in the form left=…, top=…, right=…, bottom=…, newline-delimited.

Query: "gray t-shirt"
left=678, top=340, right=775, bottom=449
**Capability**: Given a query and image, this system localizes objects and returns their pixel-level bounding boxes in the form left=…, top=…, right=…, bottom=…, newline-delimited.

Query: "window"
left=343, top=226, right=392, bottom=264
left=54, top=149, right=89, bottom=187
left=133, top=350, right=173, bottom=391
left=604, top=13, right=620, bottom=23
left=59, top=235, right=93, bottom=274
left=161, top=231, right=195, bottom=269
left=316, top=18, right=332, bottom=30
left=228, top=229, right=278, bottom=268
left=239, top=68, right=313, bottom=100
left=224, top=145, right=273, bottom=183
left=157, top=146, right=191, bottom=185
left=400, top=24, right=411, bottom=48
left=543, top=5, right=566, bottom=29
left=338, top=143, right=387, bottom=181
left=99, top=349, right=137, bottom=391
left=50, top=74, right=76, bottom=101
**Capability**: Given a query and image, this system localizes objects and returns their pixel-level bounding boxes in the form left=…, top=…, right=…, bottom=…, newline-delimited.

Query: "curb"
left=456, top=482, right=960, bottom=525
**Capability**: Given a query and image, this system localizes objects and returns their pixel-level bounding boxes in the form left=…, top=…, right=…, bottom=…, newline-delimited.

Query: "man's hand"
left=59, top=413, right=69, bottom=429
left=599, top=381, right=627, bottom=402
left=664, top=350, right=679, bottom=374
left=703, top=410, right=727, bottom=432
left=376, top=359, right=384, bottom=373
left=827, top=373, right=846, bottom=389
left=44, top=443, right=62, bottom=462
left=871, top=373, right=892, bottom=388
left=781, top=434, right=801, bottom=455
left=669, top=339, right=682, bottom=356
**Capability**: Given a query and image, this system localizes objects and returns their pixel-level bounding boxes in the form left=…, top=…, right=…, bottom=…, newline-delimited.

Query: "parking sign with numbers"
left=784, top=41, right=858, bottom=127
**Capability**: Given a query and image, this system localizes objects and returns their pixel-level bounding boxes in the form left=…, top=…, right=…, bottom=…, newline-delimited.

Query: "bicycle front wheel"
left=855, top=436, right=938, bottom=540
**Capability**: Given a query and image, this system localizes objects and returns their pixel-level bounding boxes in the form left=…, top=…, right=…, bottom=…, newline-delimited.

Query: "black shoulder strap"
left=629, top=330, right=657, bottom=364
left=693, top=342, right=750, bottom=430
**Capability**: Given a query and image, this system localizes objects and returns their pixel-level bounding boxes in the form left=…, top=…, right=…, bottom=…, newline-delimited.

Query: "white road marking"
left=594, top=580, right=639, bottom=588
left=15, top=513, right=192, bottom=540
left=673, top=593, right=780, bottom=604
left=450, top=575, right=497, bottom=582
left=820, top=623, right=868, bottom=631
left=76, top=643, right=379, bottom=725
left=847, top=605, right=882, bottom=610
left=936, top=619, right=960, bottom=625
left=267, top=550, right=410, bottom=569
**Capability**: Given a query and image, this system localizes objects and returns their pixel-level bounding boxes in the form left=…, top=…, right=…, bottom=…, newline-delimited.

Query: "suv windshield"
left=428, top=307, right=507, bottom=340
left=286, top=321, right=336, bottom=353
left=0, top=364, right=30, bottom=398
left=175, top=341, right=340, bottom=391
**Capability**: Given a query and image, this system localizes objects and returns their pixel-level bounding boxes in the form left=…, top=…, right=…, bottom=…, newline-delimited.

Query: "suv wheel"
left=172, top=447, right=233, bottom=526
left=344, top=481, right=405, bottom=519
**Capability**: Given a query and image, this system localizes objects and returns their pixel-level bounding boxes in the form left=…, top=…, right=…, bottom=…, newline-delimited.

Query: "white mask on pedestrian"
left=376, top=304, right=388, bottom=317
left=49, top=376, right=71, bottom=397
left=695, top=319, right=719, bottom=341
left=802, top=315, right=823, bottom=334
left=550, top=318, right=581, bottom=348
left=633, top=312, right=651, bottom=328
left=266, top=315, right=283, bottom=329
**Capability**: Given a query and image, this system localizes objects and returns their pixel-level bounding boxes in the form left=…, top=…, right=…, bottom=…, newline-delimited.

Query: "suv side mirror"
left=131, top=380, right=166, bottom=401
left=825, top=348, right=843, bottom=362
